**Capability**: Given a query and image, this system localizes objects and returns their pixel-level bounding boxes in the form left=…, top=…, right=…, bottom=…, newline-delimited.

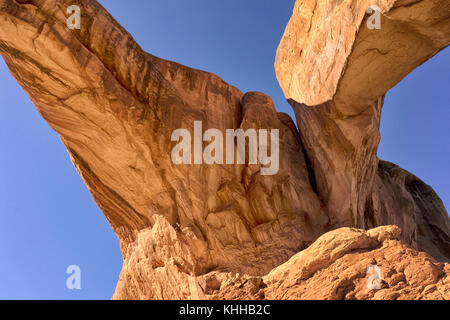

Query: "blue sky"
left=0, top=1, right=448, bottom=299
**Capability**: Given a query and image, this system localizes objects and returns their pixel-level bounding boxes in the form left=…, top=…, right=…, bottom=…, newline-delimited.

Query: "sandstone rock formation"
left=0, top=0, right=448, bottom=300
left=275, top=0, right=450, bottom=259
left=214, top=226, right=449, bottom=300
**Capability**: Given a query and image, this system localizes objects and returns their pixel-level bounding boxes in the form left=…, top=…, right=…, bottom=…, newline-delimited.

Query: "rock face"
left=0, top=0, right=448, bottom=299
left=274, top=225, right=449, bottom=300
left=275, top=0, right=450, bottom=258
left=215, top=226, right=449, bottom=300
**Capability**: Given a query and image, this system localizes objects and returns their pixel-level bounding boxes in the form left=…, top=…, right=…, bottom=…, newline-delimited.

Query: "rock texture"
left=276, top=0, right=450, bottom=258
left=0, top=0, right=448, bottom=300
left=214, top=226, right=449, bottom=300
left=0, top=0, right=327, bottom=290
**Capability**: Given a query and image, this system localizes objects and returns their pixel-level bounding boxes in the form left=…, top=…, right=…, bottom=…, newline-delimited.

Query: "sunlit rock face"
left=0, top=0, right=327, bottom=297
left=0, top=0, right=448, bottom=299
left=263, top=226, right=449, bottom=300
left=275, top=0, right=450, bottom=259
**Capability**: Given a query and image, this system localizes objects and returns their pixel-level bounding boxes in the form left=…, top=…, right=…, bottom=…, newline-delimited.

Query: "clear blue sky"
left=0, top=1, right=448, bottom=299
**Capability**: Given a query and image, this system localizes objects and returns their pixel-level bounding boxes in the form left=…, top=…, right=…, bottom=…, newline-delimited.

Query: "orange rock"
left=275, top=0, right=450, bottom=259
left=0, top=0, right=448, bottom=299
left=206, top=226, right=449, bottom=300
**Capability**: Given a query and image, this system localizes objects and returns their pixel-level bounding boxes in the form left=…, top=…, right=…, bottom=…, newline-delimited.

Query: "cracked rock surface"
left=0, top=0, right=448, bottom=299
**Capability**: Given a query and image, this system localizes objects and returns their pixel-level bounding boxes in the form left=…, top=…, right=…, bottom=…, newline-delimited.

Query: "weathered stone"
left=0, top=0, right=325, bottom=298
left=276, top=0, right=450, bottom=258
left=0, top=0, right=448, bottom=299
left=206, top=226, right=450, bottom=300
left=262, top=226, right=449, bottom=300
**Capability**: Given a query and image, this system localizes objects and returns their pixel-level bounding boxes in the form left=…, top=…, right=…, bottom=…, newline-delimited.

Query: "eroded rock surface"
left=264, top=225, right=449, bottom=300
left=0, top=0, right=327, bottom=294
left=0, top=0, right=448, bottom=299
left=195, top=226, right=449, bottom=300
left=276, top=0, right=450, bottom=259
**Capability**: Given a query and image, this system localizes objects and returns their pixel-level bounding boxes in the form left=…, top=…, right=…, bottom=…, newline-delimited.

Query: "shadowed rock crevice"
left=403, top=166, right=450, bottom=261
